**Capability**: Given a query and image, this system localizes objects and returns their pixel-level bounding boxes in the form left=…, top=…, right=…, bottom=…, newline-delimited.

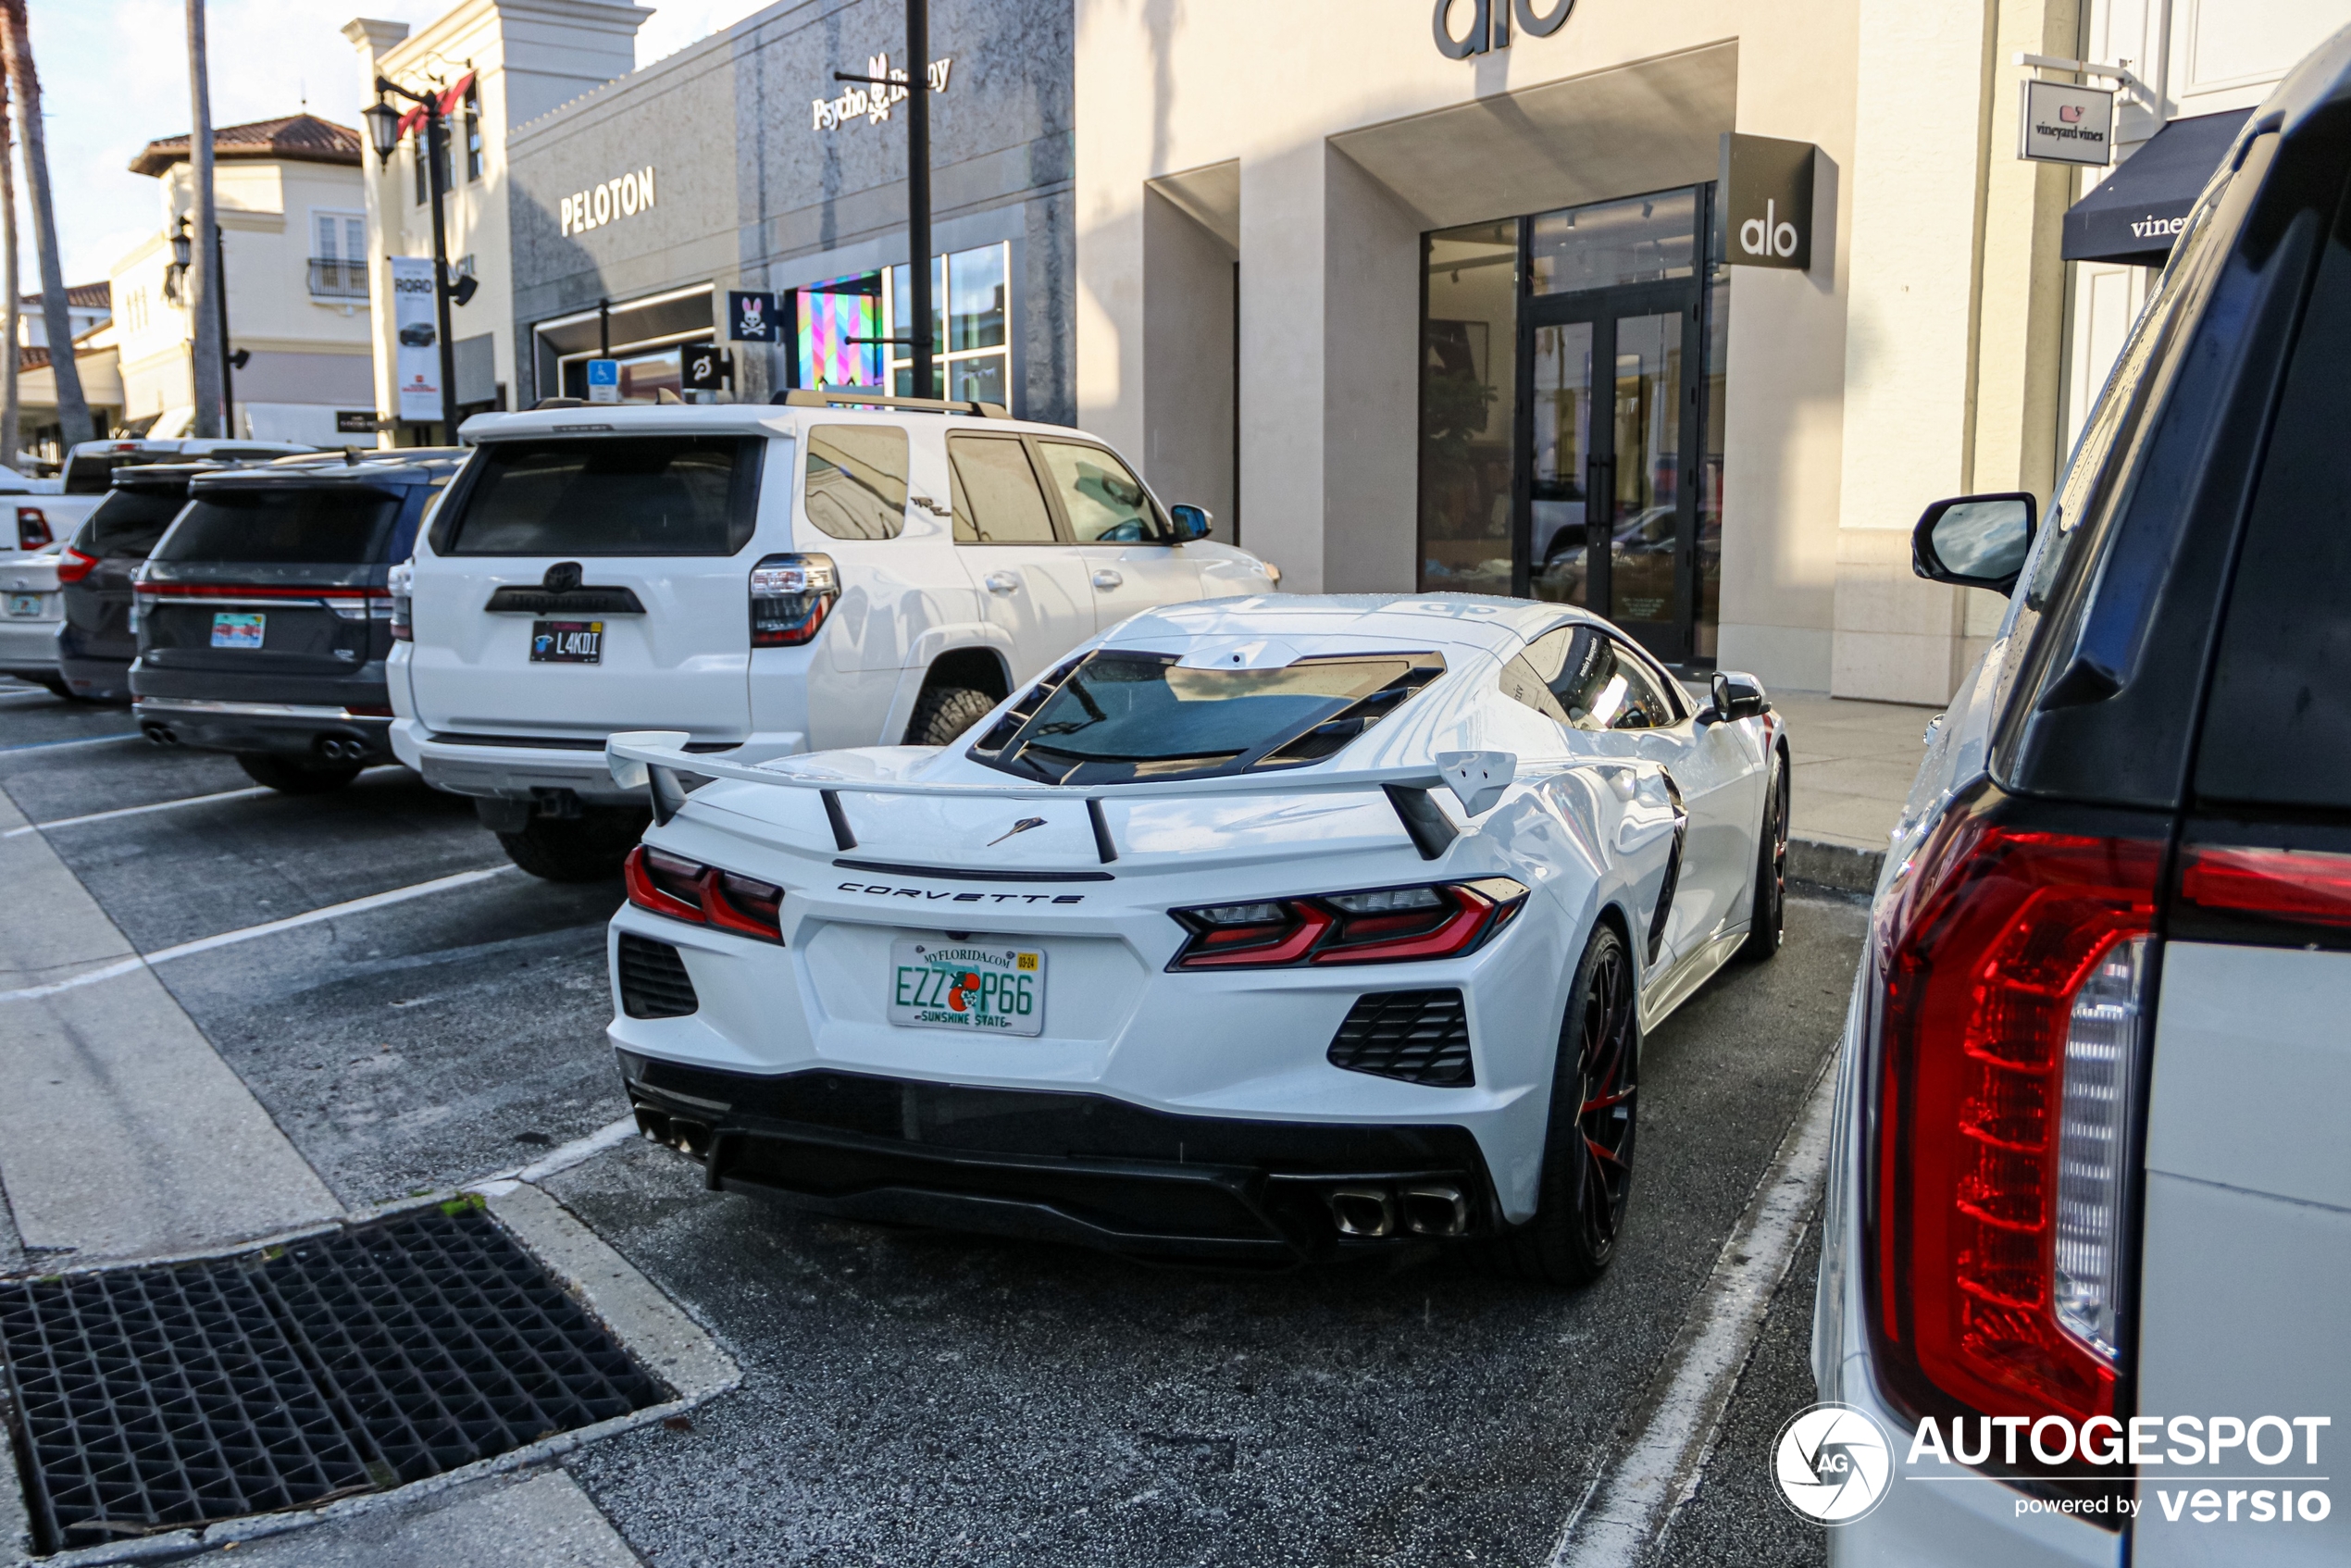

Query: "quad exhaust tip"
left=1326, top=1183, right=1468, bottom=1238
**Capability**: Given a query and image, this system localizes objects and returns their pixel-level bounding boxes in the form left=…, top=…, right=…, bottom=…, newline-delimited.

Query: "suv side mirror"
left=1911, top=492, right=2036, bottom=595
left=1701, top=669, right=1770, bottom=724
left=1168, top=504, right=1212, bottom=543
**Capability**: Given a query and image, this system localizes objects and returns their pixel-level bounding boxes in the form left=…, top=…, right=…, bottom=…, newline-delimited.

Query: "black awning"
left=2063, top=109, right=2252, bottom=267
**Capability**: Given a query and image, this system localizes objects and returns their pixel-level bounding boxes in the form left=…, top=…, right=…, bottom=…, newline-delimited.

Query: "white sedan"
left=600, top=593, right=1789, bottom=1282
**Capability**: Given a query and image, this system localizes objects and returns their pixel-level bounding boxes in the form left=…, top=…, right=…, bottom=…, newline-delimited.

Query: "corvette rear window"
left=437, top=435, right=764, bottom=556
left=970, top=650, right=1446, bottom=785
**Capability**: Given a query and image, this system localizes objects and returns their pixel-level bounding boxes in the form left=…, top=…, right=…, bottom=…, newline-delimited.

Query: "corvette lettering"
left=839, top=882, right=1084, bottom=904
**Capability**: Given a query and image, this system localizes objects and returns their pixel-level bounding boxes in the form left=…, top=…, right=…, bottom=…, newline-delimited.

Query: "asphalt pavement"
left=0, top=679, right=1857, bottom=1567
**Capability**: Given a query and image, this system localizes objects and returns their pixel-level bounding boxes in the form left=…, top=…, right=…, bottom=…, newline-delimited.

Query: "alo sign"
left=1719, top=133, right=1817, bottom=273
left=1432, top=0, right=1572, bottom=58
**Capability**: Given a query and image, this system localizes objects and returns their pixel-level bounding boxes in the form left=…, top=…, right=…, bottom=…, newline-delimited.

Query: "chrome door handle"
left=984, top=570, right=1019, bottom=594
left=1092, top=569, right=1124, bottom=590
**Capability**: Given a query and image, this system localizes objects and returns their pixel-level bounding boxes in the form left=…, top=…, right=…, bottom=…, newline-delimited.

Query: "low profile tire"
left=1496, top=924, right=1641, bottom=1288
left=1735, top=746, right=1790, bottom=964
left=496, top=806, right=650, bottom=883
left=905, top=683, right=998, bottom=747
left=236, top=753, right=362, bottom=795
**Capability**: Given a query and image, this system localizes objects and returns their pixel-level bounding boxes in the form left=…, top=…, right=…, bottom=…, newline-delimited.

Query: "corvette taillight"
left=623, top=845, right=787, bottom=943
left=749, top=553, right=838, bottom=647
left=1168, top=878, right=1527, bottom=970
left=1866, top=803, right=2161, bottom=1443
left=55, top=547, right=99, bottom=584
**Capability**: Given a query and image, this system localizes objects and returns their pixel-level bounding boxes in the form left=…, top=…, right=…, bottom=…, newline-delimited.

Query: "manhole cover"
left=0, top=1202, right=667, bottom=1554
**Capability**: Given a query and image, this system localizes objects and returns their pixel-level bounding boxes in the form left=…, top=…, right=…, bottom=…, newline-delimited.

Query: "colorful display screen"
left=795, top=274, right=886, bottom=389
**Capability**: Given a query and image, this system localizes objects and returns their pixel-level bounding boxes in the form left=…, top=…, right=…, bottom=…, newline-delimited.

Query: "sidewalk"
left=1770, top=690, right=1942, bottom=895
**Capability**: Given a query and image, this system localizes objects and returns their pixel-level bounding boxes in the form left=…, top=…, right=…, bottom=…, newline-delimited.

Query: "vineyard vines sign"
left=560, top=168, right=656, bottom=238
left=813, top=54, right=953, bottom=132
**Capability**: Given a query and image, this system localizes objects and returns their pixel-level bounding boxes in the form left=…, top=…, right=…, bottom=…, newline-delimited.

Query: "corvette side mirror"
left=1168, top=503, right=1212, bottom=543
left=1436, top=750, right=1515, bottom=815
left=1699, top=670, right=1769, bottom=725
left=1911, top=492, right=2036, bottom=596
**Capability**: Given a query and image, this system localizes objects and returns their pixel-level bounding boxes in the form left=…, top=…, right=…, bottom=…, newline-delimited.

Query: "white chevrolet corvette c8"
left=602, top=593, right=1789, bottom=1283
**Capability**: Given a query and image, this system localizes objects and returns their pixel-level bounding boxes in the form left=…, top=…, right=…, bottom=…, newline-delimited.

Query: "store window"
left=1416, top=220, right=1518, bottom=598
left=1529, top=189, right=1698, bottom=295
left=465, top=87, right=484, bottom=182
left=1417, top=185, right=1727, bottom=667
left=788, top=243, right=1014, bottom=409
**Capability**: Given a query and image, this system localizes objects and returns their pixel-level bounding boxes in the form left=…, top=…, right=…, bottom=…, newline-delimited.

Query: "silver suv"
left=390, top=393, right=1276, bottom=878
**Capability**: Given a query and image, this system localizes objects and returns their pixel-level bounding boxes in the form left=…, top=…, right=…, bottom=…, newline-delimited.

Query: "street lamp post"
left=835, top=0, right=935, bottom=400
left=171, top=215, right=237, bottom=433
left=364, top=80, right=461, bottom=439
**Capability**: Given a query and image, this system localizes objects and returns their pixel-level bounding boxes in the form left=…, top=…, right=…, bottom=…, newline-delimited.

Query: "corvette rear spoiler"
left=604, top=731, right=1516, bottom=862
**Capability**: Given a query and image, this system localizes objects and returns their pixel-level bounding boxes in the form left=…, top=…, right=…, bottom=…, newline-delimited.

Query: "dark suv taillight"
left=1168, top=878, right=1527, bottom=969
left=749, top=553, right=838, bottom=647
left=55, top=546, right=98, bottom=584
left=1864, top=796, right=2161, bottom=1445
left=623, top=845, right=787, bottom=942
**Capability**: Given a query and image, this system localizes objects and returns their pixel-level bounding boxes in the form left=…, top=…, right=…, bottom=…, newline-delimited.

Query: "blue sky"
left=19, top=0, right=774, bottom=288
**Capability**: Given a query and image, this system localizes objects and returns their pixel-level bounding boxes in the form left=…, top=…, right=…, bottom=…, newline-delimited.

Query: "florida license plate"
left=210, top=612, right=264, bottom=649
left=6, top=592, right=41, bottom=617
left=888, top=939, right=1045, bottom=1037
left=530, top=619, right=603, bottom=663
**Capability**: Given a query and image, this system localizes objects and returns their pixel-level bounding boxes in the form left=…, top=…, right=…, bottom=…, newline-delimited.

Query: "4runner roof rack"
left=773, top=389, right=1010, bottom=418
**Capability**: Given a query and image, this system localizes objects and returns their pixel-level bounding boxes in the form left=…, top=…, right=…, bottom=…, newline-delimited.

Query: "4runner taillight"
left=389, top=562, right=413, bottom=642
left=55, top=547, right=98, bottom=584
left=623, top=845, right=786, bottom=942
left=17, top=506, right=51, bottom=550
left=1865, top=798, right=2161, bottom=1442
left=1167, top=878, right=1527, bottom=970
left=749, top=553, right=838, bottom=647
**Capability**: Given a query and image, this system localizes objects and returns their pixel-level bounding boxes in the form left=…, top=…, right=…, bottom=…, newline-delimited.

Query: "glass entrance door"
left=1418, top=184, right=1723, bottom=664
left=1522, top=285, right=1701, bottom=662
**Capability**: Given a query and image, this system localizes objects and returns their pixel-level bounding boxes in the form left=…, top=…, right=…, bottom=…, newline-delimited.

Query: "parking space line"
left=0, top=731, right=141, bottom=754
left=2, top=785, right=274, bottom=837
left=0, top=865, right=516, bottom=1002
left=1546, top=1053, right=1840, bottom=1567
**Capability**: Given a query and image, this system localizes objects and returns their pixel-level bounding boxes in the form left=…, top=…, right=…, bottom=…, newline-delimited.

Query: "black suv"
left=57, top=463, right=218, bottom=702
left=131, top=451, right=465, bottom=792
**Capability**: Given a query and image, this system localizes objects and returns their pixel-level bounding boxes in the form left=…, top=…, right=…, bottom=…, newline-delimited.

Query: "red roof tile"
left=130, top=114, right=361, bottom=177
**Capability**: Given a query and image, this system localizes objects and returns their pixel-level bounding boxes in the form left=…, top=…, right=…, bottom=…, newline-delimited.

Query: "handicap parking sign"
left=586, top=358, right=620, bottom=404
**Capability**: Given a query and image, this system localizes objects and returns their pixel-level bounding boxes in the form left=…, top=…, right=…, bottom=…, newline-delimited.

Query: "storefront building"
left=494, top=0, right=1072, bottom=423
left=1074, top=0, right=2320, bottom=700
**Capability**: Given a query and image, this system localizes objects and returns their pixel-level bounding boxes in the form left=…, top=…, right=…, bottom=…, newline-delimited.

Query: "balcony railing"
left=307, top=258, right=369, bottom=300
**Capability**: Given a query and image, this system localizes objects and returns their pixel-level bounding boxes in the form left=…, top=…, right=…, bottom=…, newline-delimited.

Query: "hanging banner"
left=390, top=256, right=441, bottom=423
left=2019, top=80, right=2114, bottom=166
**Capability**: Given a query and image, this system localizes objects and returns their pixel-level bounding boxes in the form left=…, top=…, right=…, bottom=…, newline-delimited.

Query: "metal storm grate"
left=1327, top=989, right=1474, bottom=1087
left=616, top=931, right=699, bottom=1019
left=0, top=1204, right=665, bottom=1554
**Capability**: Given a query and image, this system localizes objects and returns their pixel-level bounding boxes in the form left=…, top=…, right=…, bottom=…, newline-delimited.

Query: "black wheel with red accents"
left=1495, top=923, right=1641, bottom=1287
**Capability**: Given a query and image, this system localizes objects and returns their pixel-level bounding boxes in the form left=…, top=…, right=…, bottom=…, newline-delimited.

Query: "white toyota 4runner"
left=390, top=392, right=1277, bottom=879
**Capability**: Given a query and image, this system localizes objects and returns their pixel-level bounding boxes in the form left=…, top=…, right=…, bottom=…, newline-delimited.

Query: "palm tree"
left=0, top=78, right=19, bottom=471
left=0, top=0, right=91, bottom=451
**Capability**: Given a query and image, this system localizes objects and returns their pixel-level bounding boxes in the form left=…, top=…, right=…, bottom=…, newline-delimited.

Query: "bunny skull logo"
left=1773, top=1403, right=1892, bottom=1524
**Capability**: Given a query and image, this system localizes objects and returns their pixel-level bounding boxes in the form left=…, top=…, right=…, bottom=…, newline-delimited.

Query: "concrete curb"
left=4, top=1181, right=740, bottom=1568
left=1788, top=835, right=1882, bottom=897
